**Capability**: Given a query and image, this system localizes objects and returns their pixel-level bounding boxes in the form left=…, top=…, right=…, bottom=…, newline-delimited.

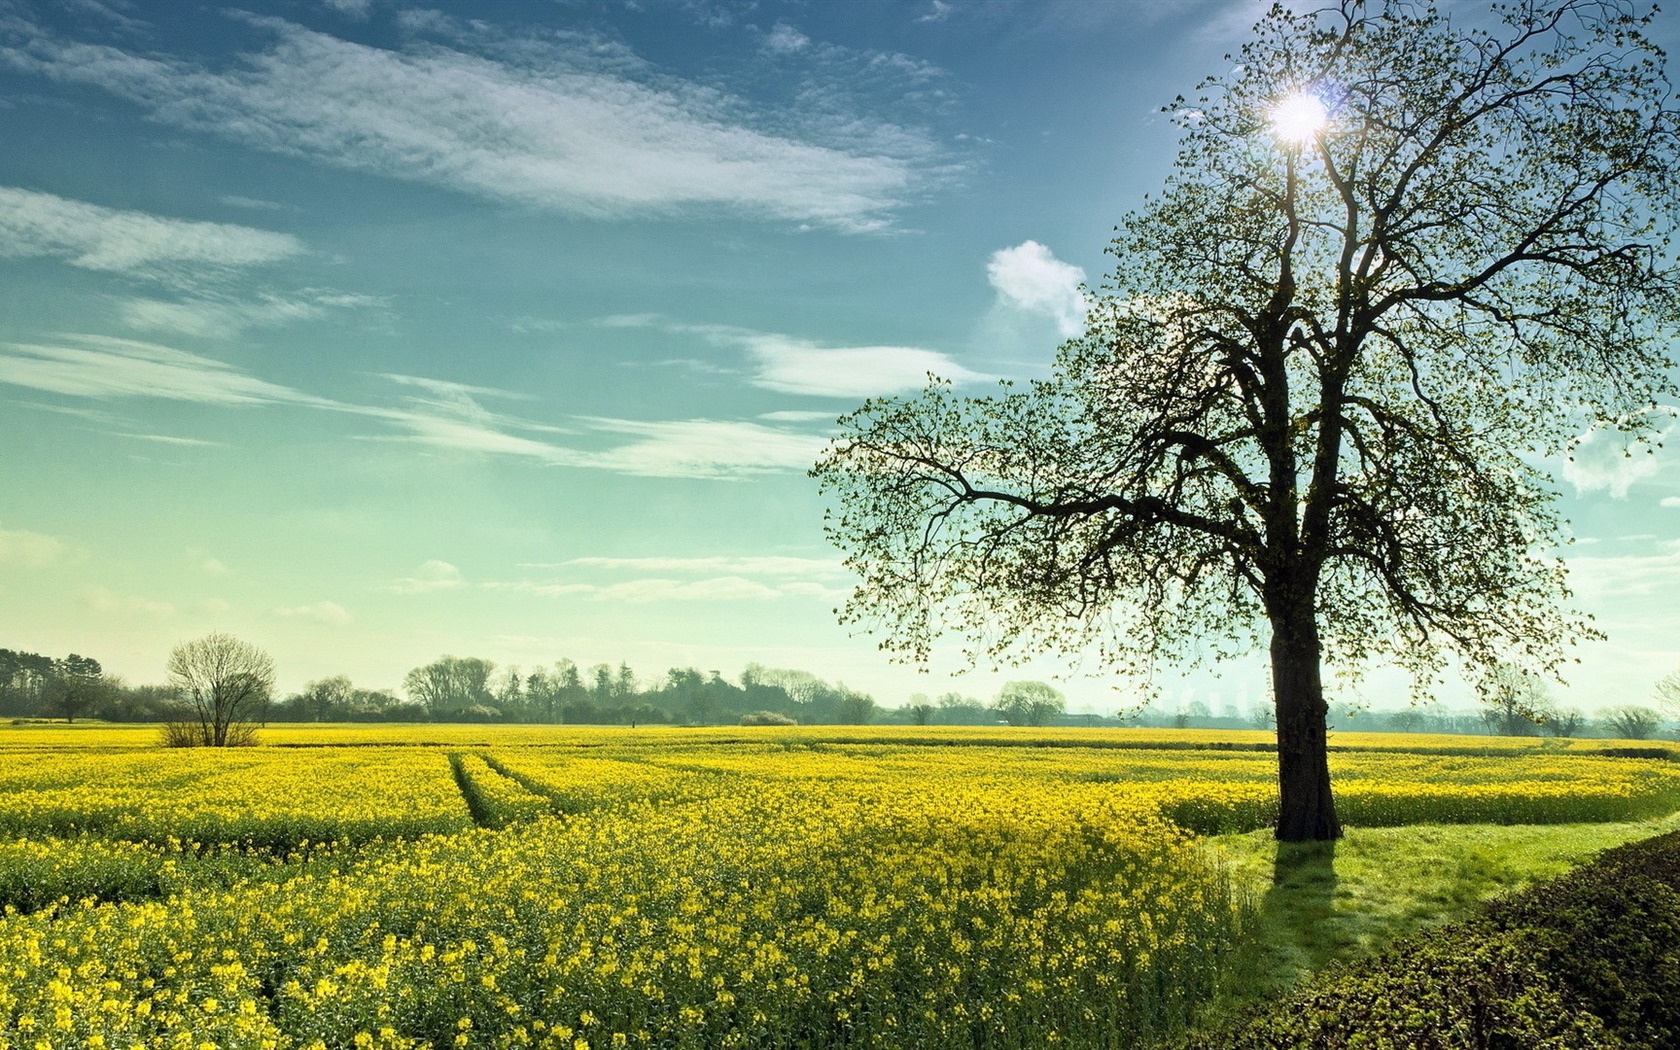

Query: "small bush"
left=160, top=721, right=259, bottom=747
left=739, top=711, right=797, bottom=726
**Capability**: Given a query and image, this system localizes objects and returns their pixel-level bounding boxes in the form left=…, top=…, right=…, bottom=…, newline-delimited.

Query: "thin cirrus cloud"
left=501, top=555, right=854, bottom=604
left=388, top=560, right=466, bottom=595
left=272, top=600, right=352, bottom=625
left=371, top=394, right=832, bottom=478
left=0, top=524, right=67, bottom=568
left=544, top=555, right=848, bottom=577
left=119, top=291, right=382, bottom=340
left=0, top=336, right=832, bottom=479
left=0, top=15, right=934, bottom=232
left=506, top=577, right=844, bottom=604
left=599, top=315, right=989, bottom=397
left=0, top=185, right=303, bottom=282
left=0, top=334, right=338, bottom=407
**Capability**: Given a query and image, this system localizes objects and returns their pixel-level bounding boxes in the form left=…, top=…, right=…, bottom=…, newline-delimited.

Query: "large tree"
left=814, top=0, right=1678, bottom=840
left=166, top=633, right=275, bottom=747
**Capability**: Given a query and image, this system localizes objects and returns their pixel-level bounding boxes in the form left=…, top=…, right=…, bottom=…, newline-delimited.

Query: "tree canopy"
left=165, top=633, right=275, bottom=747
left=814, top=0, right=1679, bottom=840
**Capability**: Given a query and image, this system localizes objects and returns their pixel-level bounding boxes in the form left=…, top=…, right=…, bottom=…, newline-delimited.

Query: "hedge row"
left=1183, top=830, right=1680, bottom=1049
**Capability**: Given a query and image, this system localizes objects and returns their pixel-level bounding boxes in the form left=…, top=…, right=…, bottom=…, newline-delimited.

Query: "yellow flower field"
left=0, top=724, right=1675, bottom=1047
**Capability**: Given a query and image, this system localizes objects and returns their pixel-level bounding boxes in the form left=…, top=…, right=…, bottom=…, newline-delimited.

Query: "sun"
left=1270, top=92, right=1329, bottom=144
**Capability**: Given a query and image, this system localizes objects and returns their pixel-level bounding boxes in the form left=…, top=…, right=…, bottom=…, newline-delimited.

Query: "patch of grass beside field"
left=1199, top=811, right=1680, bottom=1026
left=1183, top=826, right=1680, bottom=1049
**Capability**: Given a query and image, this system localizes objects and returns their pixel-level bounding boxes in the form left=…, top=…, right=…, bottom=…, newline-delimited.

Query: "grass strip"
left=1183, top=818, right=1680, bottom=1047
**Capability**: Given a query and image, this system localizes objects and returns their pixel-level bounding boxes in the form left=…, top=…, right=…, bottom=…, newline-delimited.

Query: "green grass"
left=1196, top=810, right=1680, bottom=1026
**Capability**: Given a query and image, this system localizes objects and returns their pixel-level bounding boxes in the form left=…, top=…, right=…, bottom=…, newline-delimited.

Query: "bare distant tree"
left=996, top=681, right=1068, bottom=727
left=165, top=633, right=275, bottom=746
left=1656, top=667, right=1680, bottom=726
left=1479, top=665, right=1549, bottom=737
left=1540, top=706, right=1585, bottom=739
left=1603, top=705, right=1663, bottom=741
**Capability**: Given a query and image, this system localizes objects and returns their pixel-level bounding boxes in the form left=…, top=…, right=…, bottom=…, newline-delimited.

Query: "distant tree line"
left=0, top=647, right=175, bottom=723
left=6, top=642, right=1677, bottom=739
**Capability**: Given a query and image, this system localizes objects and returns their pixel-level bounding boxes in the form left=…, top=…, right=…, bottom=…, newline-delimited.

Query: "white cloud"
left=513, top=576, right=840, bottom=603
left=0, top=185, right=303, bottom=281
left=763, top=23, right=810, bottom=53
left=366, top=369, right=830, bottom=476
left=0, top=337, right=829, bottom=480
left=321, top=0, right=372, bottom=19
left=578, top=417, right=831, bottom=478
left=79, top=585, right=173, bottom=617
left=389, top=559, right=464, bottom=594
left=219, top=194, right=290, bottom=211
left=117, top=433, right=223, bottom=447
left=273, top=600, right=351, bottom=625
left=743, top=334, right=985, bottom=397
left=1, top=18, right=934, bottom=232
left=550, top=555, right=848, bottom=577
left=1561, top=407, right=1679, bottom=499
left=1567, top=540, right=1680, bottom=600
left=119, top=290, right=379, bottom=339
left=0, top=525, right=66, bottom=568
left=987, top=240, right=1088, bottom=337
left=0, top=334, right=336, bottom=407
left=200, top=556, right=229, bottom=574
left=760, top=410, right=837, bottom=422
left=600, top=315, right=987, bottom=397
left=1660, top=496, right=1680, bottom=509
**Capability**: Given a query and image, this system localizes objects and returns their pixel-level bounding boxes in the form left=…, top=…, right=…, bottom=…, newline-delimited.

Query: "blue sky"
left=0, top=0, right=1675, bottom=717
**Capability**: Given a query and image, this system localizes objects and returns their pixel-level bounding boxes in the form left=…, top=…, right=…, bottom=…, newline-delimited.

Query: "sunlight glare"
left=1270, top=92, right=1328, bottom=144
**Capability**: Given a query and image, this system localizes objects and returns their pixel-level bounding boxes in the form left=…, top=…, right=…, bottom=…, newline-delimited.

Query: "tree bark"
left=1270, top=600, right=1343, bottom=842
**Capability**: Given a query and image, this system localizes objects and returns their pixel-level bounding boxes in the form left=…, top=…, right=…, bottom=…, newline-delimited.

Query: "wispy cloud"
left=0, top=15, right=938, bottom=232
left=0, top=185, right=303, bottom=282
left=504, top=576, right=845, bottom=604
left=119, top=290, right=382, bottom=339
left=529, top=576, right=785, bottom=603
left=1562, top=406, right=1678, bottom=499
left=598, top=315, right=988, bottom=397
left=763, top=23, right=811, bottom=54
left=0, top=334, right=336, bottom=406
left=580, top=417, right=831, bottom=477
left=79, top=584, right=173, bottom=618
left=0, top=336, right=830, bottom=479
left=987, top=240, right=1088, bottom=338
left=760, top=409, right=838, bottom=423
left=500, top=553, right=853, bottom=604
left=918, top=1, right=954, bottom=23
left=0, top=525, right=67, bottom=568
left=388, top=559, right=466, bottom=594
left=371, top=372, right=829, bottom=477
left=115, top=433, right=224, bottom=447
left=1568, top=539, right=1680, bottom=599
left=273, top=600, right=352, bottom=625
left=379, top=373, right=532, bottom=403
left=543, top=555, right=848, bottom=577
left=744, top=335, right=986, bottom=397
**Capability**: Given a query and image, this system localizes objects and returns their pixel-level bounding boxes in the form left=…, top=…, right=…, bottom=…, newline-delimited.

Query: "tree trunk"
left=1270, top=601, right=1342, bottom=842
